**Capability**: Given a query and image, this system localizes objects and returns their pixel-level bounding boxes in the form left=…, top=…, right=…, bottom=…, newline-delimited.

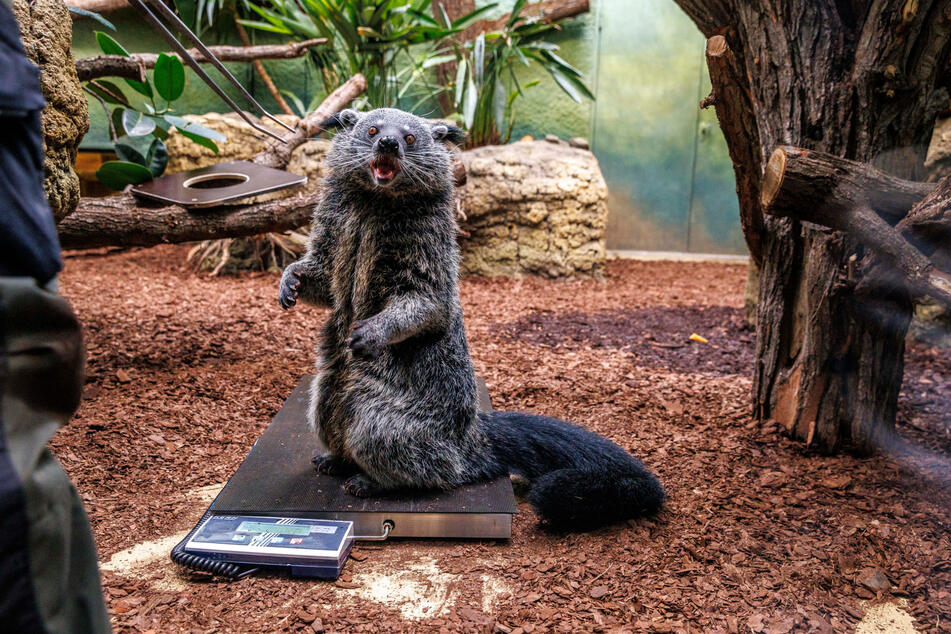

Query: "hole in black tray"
left=184, top=173, right=249, bottom=189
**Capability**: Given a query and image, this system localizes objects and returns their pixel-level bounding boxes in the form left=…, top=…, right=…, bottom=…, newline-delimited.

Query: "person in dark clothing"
left=0, top=1, right=112, bottom=632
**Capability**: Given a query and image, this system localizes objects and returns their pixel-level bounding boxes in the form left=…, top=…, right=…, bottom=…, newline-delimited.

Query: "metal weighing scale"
left=172, top=376, right=517, bottom=579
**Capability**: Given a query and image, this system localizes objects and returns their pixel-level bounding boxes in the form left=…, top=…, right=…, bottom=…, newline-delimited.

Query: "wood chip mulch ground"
left=54, top=246, right=951, bottom=633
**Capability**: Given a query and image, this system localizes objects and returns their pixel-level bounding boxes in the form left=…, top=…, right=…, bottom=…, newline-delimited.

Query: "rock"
left=926, top=116, right=951, bottom=183
left=589, top=585, right=609, bottom=599
left=13, top=0, right=89, bottom=221
left=164, top=112, right=300, bottom=173
left=568, top=137, right=589, bottom=150
left=459, top=141, right=609, bottom=277
left=858, top=567, right=891, bottom=593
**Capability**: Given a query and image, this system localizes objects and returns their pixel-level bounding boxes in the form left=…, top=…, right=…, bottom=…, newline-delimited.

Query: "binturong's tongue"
left=371, top=156, right=400, bottom=183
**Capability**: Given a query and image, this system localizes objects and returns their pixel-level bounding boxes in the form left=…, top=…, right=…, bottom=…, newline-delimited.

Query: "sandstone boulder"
left=926, top=116, right=951, bottom=183
left=458, top=141, right=608, bottom=277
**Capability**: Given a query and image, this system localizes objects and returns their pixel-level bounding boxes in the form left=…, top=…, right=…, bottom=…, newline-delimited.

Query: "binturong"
left=278, top=107, right=664, bottom=531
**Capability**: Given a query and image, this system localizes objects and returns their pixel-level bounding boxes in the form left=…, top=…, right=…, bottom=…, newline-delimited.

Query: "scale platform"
left=210, top=376, right=517, bottom=539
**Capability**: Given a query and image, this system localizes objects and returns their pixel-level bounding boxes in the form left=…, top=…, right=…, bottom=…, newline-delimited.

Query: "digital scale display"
left=235, top=521, right=313, bottom=536
left=184, top=515, right=354, bottom=579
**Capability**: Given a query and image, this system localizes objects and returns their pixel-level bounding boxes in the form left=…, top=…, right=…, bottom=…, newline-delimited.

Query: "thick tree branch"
left=76, top=39, right=328, bottom=82
left=702, top=35, right=765, bottom=264
left=761, top=146, right=951, bottom=306
left=761, top=146, right=935, bottom=224
left=58, top=189, right=321, bottom=250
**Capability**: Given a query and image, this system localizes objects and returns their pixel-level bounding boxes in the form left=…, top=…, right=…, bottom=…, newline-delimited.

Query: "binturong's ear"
left=320, top=108, right=360, bottom=132
left=431, top=123, right=466, bottom=145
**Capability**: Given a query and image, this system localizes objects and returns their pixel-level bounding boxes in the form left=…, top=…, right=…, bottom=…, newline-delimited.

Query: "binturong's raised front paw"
left=344, top=473, right=385, bottom=498
left=347, top=319, right=386, bottom=359
left=279, top=262, right=302, bottom=309
left=312, top=453, right=358, bottom=476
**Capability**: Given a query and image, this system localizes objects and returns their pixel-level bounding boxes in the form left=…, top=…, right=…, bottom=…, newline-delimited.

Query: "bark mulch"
left=55, top=246, right=951, bottom=633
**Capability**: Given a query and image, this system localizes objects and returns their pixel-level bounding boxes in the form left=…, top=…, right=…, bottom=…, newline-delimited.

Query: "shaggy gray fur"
left=279, top=108, right=664, bottom=528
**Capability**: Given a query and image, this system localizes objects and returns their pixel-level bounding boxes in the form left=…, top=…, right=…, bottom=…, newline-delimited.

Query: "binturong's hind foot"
left=312, top=453, right=358, bottom=476
left=344, top=473, right=386, bottom=498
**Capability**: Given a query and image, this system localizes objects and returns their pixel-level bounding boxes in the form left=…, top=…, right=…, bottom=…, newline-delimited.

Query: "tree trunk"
left=673, top=0, right=951, bottom=453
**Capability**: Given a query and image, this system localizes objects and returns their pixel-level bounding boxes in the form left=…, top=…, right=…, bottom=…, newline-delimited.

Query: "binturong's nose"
left=377, top=136, right=400, bottom=154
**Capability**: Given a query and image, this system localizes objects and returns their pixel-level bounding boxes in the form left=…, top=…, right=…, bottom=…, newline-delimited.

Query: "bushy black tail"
left=479, top=411, right=665, bottom=530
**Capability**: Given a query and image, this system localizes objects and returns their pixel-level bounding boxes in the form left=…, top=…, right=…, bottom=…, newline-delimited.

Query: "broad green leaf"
left=474, top=33, right=485, bottom=87
left=124, top=78, right=154, bottom=98
left=547, top=68, right=582, bottom=103
left=463, top=73, right=477, bottom=129
left=421, top=54, right=456, bottom=69
left=153, top=54, right=186, bottom=102
left=68, top=7, right=115, bottom=30
left=111, top=108, right=126, bottom=136
left=145, top=138, right=169, bottom=176
left=95, top=31, right=128, bottom=56
left=122, top=109, right=157, bottom=136
left=149, top=115, right=172, bottom=140
left=280, top=89, right=306, bottom=117
left=454, top=57, right=467, bottom=107
left=96, top=160, right=153, bottom=190
left=173, top=0, right=197, bottom=32
left=178, top=129, right=220, bottom=154
left=236, top=19, right=293, bottom=35
left=114, top=139, right=147, bottom=166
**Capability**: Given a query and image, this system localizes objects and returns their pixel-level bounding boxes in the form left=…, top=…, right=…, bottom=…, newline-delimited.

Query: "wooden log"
left=762, top=147, right=951, bottom=306
left=58, top=189, right=321, bottom=250
left=701, top=35, right=765, bottom=265
left=76, top=39, right=328, bottom=82
left=761, top=146, right=935, bottom=224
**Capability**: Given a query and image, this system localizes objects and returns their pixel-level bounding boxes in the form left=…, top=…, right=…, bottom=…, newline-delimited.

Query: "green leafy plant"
left=83, top=31, right=226, bottom=190
left=239, top=0, right=493, bottom=107
left=444, top=0, right=594, bottom=146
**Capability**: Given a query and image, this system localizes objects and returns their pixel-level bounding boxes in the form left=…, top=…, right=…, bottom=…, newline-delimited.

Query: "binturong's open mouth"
left=371, top=155, right=401, bottom=184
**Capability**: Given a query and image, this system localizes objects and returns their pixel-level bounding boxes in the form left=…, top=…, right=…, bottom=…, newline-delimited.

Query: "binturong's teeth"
left=371, top=156, right=400, bottom=184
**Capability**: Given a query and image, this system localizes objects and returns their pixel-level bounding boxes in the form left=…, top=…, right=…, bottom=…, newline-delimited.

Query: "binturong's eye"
left=405, top=134, right=416, bottom=144
left=368, top=126, right=378, bottom=136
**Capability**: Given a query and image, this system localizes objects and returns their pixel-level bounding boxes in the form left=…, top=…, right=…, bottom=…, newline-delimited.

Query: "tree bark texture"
left=58, top=189, right=320, bottom=250
left=762, top=145, right=951, bottom=302
left=673, top=0, right=951, bottom=453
